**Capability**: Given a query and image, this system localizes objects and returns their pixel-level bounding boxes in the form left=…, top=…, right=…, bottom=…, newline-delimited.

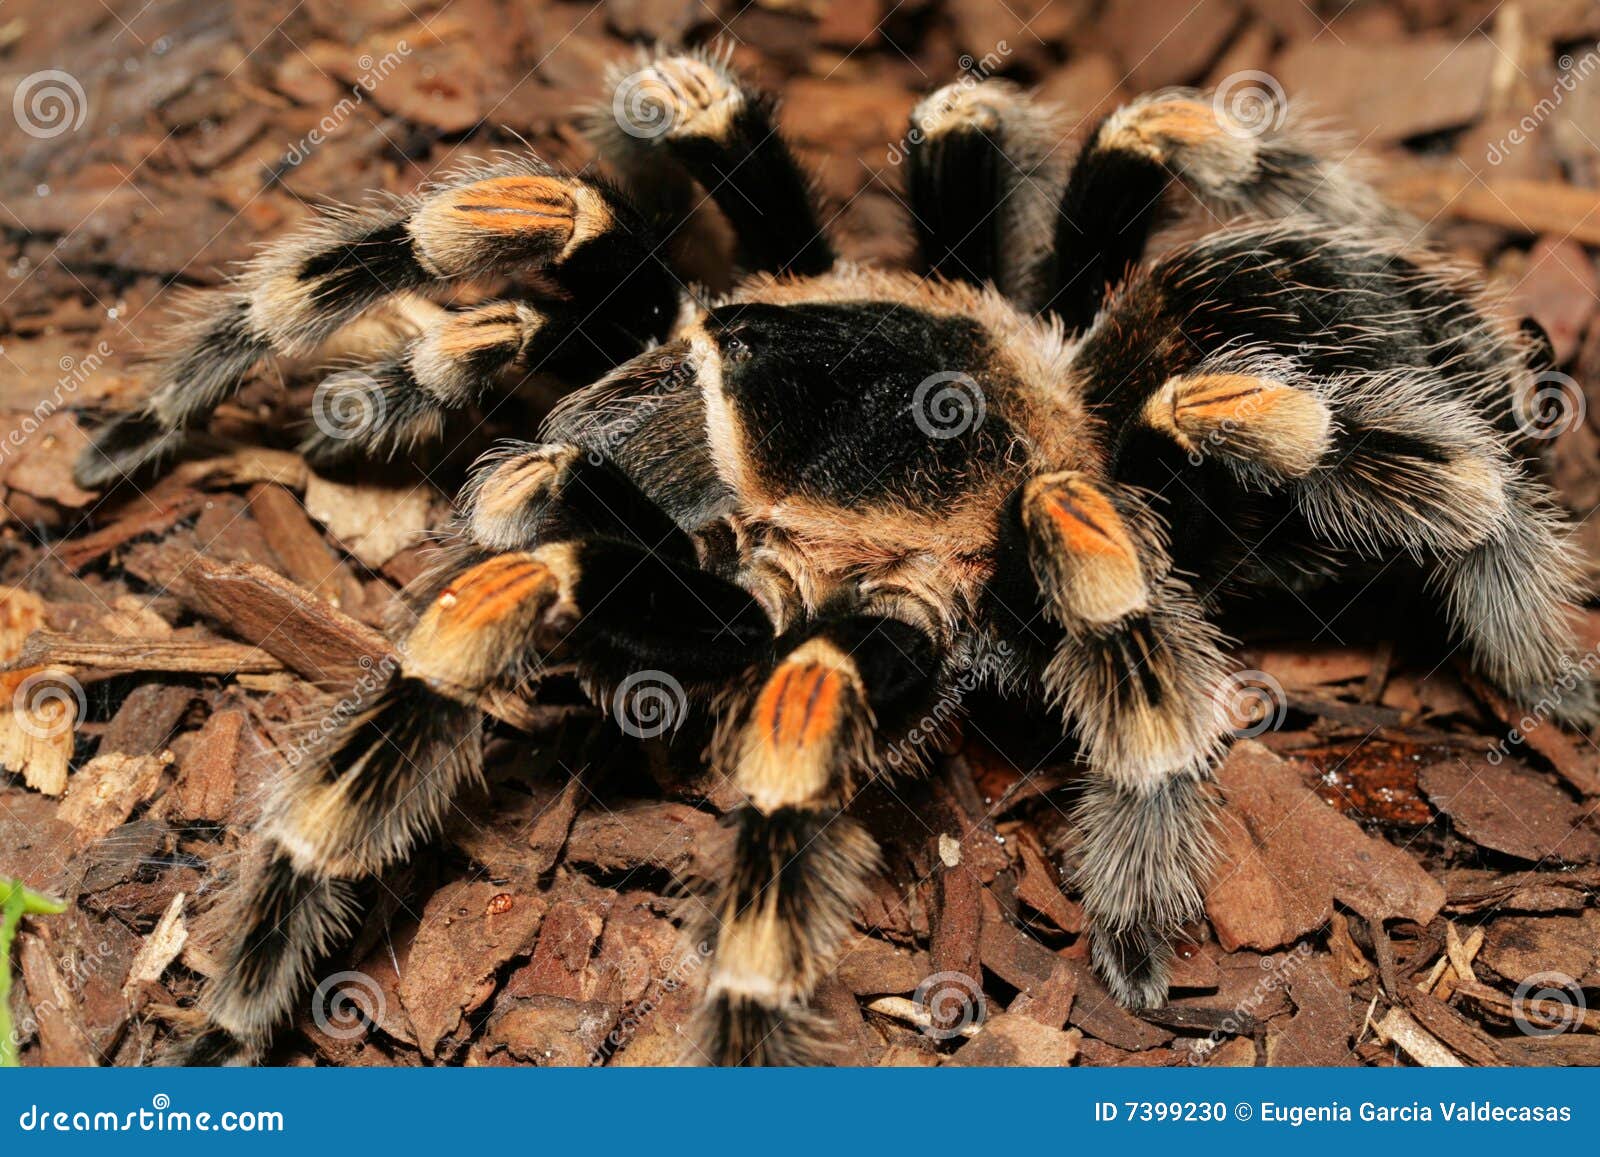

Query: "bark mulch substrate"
left=2, top=0, right=1599, bottom=1067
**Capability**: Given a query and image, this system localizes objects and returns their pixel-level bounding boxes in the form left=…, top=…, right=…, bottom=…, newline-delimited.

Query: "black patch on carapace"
left=707, top=301, right=1023, bottom=508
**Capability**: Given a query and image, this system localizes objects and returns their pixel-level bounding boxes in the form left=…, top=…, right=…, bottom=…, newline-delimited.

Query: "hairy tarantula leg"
left=592, top=46, right=833, bottom=276
left=459, top=441, right=690, bottom=557
left=1017, top=471, right=1232, bottom=1006
left=695, top=617, right=939, bottom=1065
left=191, top=544, right=772, bottom=1062
left=1433, top=480, right=1597, bottom=724
left=406, top=541, right=773, bottom=701
left=905, top=79, right=1068, bottom=309
left=298, top=299, right=547, bottom=466
left=1021, top=471, right=1231, bottom=776
left=191, top=678, right=482, bottom=1063
left=1048, top=89, right=1394, bottom=331
left=1075, top=774, right=1220, bottom=1008
left=74, top=159, right=678, bottom=489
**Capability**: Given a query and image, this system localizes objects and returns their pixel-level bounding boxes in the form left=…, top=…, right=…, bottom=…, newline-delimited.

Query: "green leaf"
left=0, top=876, right=67, bottom=1067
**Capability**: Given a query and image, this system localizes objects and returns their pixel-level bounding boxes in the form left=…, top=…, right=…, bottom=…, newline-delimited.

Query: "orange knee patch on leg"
left=412, top=176, right=605, bottom=276
left=404, top=547, right=577, bottom=695
left=441, top=176, right=576, bottom=234
left=737, top=640, right=862, bottom=812
left=1023, top=472, right=1147, bottom=625
left=756, top=664, right=846, bottom=750
left=1145, top=372, right=1331, bottom=477
left=1105, top=98, right=1228, bottom=159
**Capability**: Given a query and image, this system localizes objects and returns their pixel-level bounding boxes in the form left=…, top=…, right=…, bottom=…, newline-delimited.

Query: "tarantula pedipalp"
left=73, top=49, right=1595, bottom=1066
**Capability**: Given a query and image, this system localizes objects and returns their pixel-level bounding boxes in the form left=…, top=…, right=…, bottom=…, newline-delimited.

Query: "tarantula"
left=74, top=48, right=1595, bottom=1066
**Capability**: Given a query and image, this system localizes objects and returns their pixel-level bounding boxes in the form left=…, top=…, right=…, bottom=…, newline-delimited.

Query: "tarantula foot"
left=169, top=1025, right=261, bottom=1068
left=73, top=411, right=187, bottom=490
left=619, top=51, right=743, bottom=144
left=1090, top=924, right=1175, bottom=1010
left=692, top=995, right=839, bottom=1067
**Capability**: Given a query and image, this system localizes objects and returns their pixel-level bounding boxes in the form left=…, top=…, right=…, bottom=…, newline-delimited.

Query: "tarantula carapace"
left=74, top=48, right=1594, bottom=1065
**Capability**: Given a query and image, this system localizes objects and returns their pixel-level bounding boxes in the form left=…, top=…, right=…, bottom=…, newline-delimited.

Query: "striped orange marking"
left=445, top=176, right=576, bottom=237
left=433, top=554, right=553, bottom=636
left=754, top=662, right=846, bottom=753
left=1040, top=478, right=1136, bottom=561
left=1173, top=373, right=1287, bottom=427
left=1130, top=100, right=1224, bottom=151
